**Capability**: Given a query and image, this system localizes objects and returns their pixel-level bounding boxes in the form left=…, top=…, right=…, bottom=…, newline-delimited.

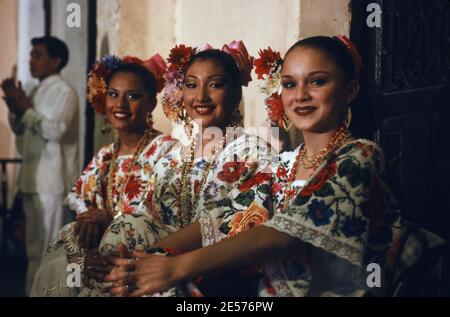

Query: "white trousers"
left=22, top=193, right=65, bottom=296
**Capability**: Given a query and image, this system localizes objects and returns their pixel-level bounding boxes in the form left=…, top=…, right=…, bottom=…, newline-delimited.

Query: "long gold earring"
left=101, top=118, right=112, bottom=135
left=282, top=113, right=292, bottom=132
left=344, top=106, right=352, bottom=128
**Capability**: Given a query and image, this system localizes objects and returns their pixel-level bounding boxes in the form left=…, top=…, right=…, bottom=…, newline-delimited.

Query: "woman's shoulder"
left=339, top=138, right=383, bottom=157
left=150, top=132, right=178, bottom=146
left=141, top=133, right=179, bottom=159
left=334, top=138, right=386, bottom=171
left=94, top=142, right=115, bottom=161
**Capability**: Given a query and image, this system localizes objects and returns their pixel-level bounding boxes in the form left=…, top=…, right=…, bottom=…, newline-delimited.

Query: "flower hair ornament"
left=161, top=40, right=254, bottom=126
left=253, top=47, right=291, bottom=130
left=87, top=54, right=167, bottom=115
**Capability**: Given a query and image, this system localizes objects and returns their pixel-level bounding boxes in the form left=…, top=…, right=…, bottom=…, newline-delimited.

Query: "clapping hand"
left=1, top=78, right=32, bottom=115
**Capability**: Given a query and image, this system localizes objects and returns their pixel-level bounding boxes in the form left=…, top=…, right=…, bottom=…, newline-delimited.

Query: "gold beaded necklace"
left=178, top=133, right=227, bottom=226
left=297, top=126, right=351, bottom=170
left=106, top=129, right=156, bottom=219
left=282, top=126, right=351, bottom=210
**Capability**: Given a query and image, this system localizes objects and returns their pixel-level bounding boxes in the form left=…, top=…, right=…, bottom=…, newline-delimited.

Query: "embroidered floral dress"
left=200, top=139, right=402, bottom=297
left=30, top=134, right=177, bottom=296
left=87, top=133, right=277, bottom=296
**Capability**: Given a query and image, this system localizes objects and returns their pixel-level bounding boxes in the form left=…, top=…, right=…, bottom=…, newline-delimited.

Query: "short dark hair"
left=31, top=36, right=69, bottom=71
left=107, top=63, right=158, bottom=103
left=186, top=49, right=243, bottom=107
left=285, top=36, right=358, bottom=82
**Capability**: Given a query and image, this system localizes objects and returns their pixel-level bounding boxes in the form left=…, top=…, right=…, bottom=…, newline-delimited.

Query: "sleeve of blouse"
left=197, top=134, right=277, bottom=247
left=263, top=141, right=401, bottom=267
left=63, top=144, right=113, bottom=214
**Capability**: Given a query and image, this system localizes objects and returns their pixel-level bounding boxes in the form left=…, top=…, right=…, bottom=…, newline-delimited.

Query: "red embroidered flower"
left=276, top=166, right=287, bottom=179
left=271, top=182, right=283, bottom=194
left=131, top=164, right=141, bottom=172
left=284, top=188, right=297, bottom=200
left=121, top=158, right=133, bottom=172
left=144, top=143, right=157, bottom=158
left=122, top=203, right=134, bottom=214
left=261, top=274, right=277, bottom=295
left=102, top=152, right=113, bottom=162
left=238, top=172, right=271, bottom=192
left=194, top=179, right=201, bottom=194
left=301, top=161, right=337, bottom=197
left=75, top=178, right=83, bottom=195
left=125, top=175, right=142, bottom=201
left=254, top=47, right=282, bottom=80
left=162, top=135, right=174, bottom=142
left=170, top=160, right=179, bottom=169
left=217, top=162, right=247, bottom=183
left=354, top=142, right=376, bottom=158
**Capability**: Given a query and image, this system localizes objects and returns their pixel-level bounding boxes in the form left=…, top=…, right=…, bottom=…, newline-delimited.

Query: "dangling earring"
left=184, top=115, right=194, bottom=139
left=101, top=118, right=112, bottom=135
left=282, top=113, right=292, bottom=132
left=343, top=106, right=352, bottom=128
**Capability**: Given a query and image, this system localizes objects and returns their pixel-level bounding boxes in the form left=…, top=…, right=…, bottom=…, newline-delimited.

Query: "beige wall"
left=0, top=0, right=18, bottom=159
left=96, top=0, right=351, bottom=146
left=299, top=0, right=351, bottom=38
left=0, top=0, right=18, bottom=208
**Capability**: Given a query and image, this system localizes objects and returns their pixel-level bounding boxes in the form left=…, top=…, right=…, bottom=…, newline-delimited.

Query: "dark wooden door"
left=351, top=0, right=450, bottom=240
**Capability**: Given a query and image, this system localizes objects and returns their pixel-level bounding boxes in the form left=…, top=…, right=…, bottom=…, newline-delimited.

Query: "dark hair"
left=185, top=49, right=243, bottom=107
left=31, top=36, right=69, bottom=71
left=284, top=36, right=357, bottom=82
left=107, top=63, right=158, bottom=102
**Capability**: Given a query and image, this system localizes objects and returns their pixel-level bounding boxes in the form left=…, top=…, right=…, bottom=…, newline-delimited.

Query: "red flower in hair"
left=167, top=45, right=196, bottom=72
left=266, top=94, right=285, bottom=128
left=254, top=47, right=282, bottom=79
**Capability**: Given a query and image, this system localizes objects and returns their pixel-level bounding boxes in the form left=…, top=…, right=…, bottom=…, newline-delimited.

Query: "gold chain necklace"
left=178, top=133, right=227, bottom=226
left=298, top=126, right=351, bottom=170
left=106, top=129, right=156, bottom=219
left=282, top=126, right=351, bottom=209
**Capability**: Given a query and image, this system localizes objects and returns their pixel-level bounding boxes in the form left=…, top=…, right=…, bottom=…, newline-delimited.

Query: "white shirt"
left=8, top=74, right=80, bottom=194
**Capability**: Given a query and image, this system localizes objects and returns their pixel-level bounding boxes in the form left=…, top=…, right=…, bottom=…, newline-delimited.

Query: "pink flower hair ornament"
left=87, top=54, right=167, bottom=115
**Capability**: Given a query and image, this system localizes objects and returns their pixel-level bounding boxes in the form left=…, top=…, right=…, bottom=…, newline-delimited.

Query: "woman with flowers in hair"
left=83, top=41, right=278, bottom=297
left=30, top=54, right=176, bottom=296
left=105, top=36, right=401, bottom=297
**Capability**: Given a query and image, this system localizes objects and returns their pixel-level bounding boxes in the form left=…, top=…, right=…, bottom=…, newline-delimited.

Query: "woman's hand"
left=104, top=243, right=183, bottom=297
left=83, top=249, right=113, bottom=288
left=83, top=243, right=131, bottom=289
left=74, top=209, right=112, bottom=250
